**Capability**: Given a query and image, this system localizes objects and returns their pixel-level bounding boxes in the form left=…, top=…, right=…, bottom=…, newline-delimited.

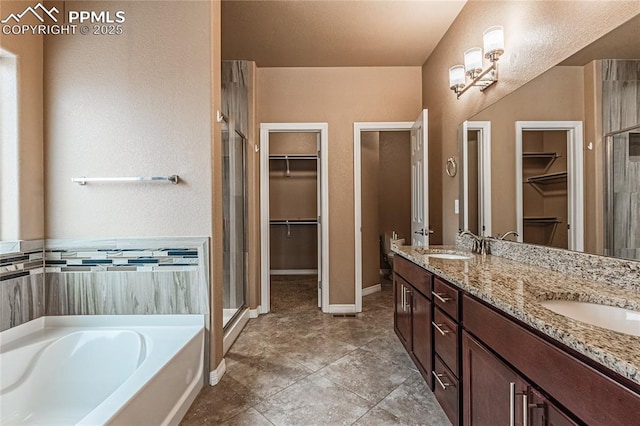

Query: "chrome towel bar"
left=71, top=175, right=180, bottom=185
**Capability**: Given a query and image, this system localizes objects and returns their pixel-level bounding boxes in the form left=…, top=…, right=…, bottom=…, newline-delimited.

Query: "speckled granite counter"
left=392, top=245, right=640, bottom=386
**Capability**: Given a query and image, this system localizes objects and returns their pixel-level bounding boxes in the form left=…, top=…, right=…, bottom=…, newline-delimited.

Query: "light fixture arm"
left=454, top=61, right=498, bottom=99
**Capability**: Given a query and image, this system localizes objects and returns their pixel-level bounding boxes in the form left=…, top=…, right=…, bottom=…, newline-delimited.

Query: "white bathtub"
left=0, top=315, right=205, bottom=425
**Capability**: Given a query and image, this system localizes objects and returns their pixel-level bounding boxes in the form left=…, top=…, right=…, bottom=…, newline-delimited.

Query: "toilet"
left=383, top=232, right=404, bottom=270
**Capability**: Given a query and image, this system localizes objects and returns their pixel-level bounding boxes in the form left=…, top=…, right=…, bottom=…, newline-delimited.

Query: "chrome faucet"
left=497, top=230, right=519, bottom=241
left=459, top=230, right=489, bottom=255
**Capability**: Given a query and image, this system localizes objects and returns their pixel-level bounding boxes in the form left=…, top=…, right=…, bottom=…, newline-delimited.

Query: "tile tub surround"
left=44, top=238, right=210, bottom=316
left=456, top=234, right=640, bottom=291
left=1, top=240, right=45, bottom=332
left=392, top=245, right=640, bottom=386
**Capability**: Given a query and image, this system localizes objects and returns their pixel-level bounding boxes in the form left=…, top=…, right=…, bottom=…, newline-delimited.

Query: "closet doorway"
left=260, top=123, right=329, bottom=313
left=515, top=121, right=584, bottom=251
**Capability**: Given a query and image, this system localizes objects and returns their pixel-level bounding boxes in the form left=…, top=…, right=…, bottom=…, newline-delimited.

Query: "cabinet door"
left=527, top=387, right=578, bottom=426
left=463, top=331, right=526, bottom=425
left=411, top=289, right=433, bottom=388
left=394, top=274, right=412, bottom=350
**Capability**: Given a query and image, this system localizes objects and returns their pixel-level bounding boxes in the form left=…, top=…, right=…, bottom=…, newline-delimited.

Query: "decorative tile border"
left=0, top=241, right=45, bottom=281
left=45, top=247, right=199, bottom=273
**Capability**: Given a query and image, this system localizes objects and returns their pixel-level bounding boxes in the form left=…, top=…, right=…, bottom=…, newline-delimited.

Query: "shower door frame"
left=604, top=125, right=640, bottom=259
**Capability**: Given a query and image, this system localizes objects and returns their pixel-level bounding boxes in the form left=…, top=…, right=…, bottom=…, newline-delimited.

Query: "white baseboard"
left=362, top=284, right=381, bottom=296
left=223, top=308, right=250, bottom=355
left=328, top=304, right=357, bottom=314
left=249, top=306, right=261, bottom=318
left=270, top=269, right=318, bottom=275
left=209, top=358, right=226, bottom=386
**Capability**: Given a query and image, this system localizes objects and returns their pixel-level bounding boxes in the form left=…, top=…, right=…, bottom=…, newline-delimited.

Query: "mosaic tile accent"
left=0, top=242, right=45, bottom=281
left=45, top=247, right=199, bottom=273
left=456, top=234, right=640, bottom=292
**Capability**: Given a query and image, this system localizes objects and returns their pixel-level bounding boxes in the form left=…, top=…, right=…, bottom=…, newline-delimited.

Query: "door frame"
left=353, top=121, right=413, bottom=313
left=515, top=121, right=584, bottom=251
left=460, top=121, right=492, bottom=237
left=260, top=122, right=329, bottom=314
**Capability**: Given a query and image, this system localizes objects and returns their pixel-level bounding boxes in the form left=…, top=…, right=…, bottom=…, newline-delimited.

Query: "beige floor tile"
left=219, top=407, right=274, bottom=426
left=315, top=348, right=415, bottom=404
left=353, top=406, right=408, bottom=426
left=255, top=374, right=373, bottom=425
left=180, top=378, right=251, bottom=425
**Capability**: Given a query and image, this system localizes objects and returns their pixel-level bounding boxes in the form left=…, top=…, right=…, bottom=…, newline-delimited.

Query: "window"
left=0, top=48, right=19, bottom=241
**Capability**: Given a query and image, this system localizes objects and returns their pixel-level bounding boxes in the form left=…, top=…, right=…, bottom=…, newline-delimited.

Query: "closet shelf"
left=522, top=152, right=560, bottom=159
left=526, top=171, right=567, bottom=185
left=270, top=219, right=318, bottom=225
left=523, top=216, right=562, bottom=224
left=269, top=155, right=317, bottom=160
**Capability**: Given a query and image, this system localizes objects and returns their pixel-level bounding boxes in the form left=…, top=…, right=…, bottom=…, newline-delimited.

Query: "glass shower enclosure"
left=605, top=125, right=640, bottom=261
left=222, top=119, right=248, bottom=329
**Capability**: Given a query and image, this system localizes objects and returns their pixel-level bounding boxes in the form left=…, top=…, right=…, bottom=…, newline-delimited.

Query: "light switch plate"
left=454, top=199, right=459, bottom=215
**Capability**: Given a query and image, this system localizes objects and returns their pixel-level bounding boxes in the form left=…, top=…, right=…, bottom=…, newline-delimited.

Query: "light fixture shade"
left=449, top=65, right=466, bottom=91
left=464, top=47, right=483, bottom=75
left=483, top=26, right=504, bottom=60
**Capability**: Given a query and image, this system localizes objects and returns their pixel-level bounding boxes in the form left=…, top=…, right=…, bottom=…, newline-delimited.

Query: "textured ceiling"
left=560, top=14, right=640, bottom=66
left=221, top=0, right=467, bottom=67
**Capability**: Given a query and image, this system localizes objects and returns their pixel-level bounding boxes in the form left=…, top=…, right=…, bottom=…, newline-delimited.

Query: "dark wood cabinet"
left=393, top=258, right=434, bottom=389
left=394, top=256, right=640, bottom=426
left=393, top=274, right=412, bottom=351
left=411, top=288, right=432, bottom=381
left=462, top=331, right=524, bottom=425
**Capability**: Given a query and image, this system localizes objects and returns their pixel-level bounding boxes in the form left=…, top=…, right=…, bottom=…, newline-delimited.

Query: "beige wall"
left=44, top=1, right=212, bottom=239
left=257, top=66, right=422, bottom=304
left=379, top=131, right=411, bottom=242
left=472, top=67, right=584, bottom=235
left=0, top=0, right=44, bottom=241
left=361, top=131, right=380, bottom=289
left=421, top=1, right=640, bottom=244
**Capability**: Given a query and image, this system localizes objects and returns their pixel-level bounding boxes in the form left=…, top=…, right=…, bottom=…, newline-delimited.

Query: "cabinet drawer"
left=463, top=294, right=640, bottom=425
left=433, top=355, right=459, bottom=425
left=394, top=256, right=432, bottom=298
left=433, top=306, right=459, bottom=378
left=433, top=277, right=459, bottom=320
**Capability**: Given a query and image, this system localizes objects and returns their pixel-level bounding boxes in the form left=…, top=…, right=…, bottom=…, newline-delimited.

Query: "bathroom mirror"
left=460, top=15, right=640, bottom=261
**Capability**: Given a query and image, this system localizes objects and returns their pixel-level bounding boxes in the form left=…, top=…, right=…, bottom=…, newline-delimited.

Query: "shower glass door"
left=222, top=120, right=248, bottom=329
left=606, top=126, right=640, bottom=260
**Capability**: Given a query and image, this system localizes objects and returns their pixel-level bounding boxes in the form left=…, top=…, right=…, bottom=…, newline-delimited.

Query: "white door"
left=316, top=133, right=322, bottom=308
left=411, top=110, right=429, bottom=246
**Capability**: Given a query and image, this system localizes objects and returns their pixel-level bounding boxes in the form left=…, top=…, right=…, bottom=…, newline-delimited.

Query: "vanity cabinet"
left=393, top=255, right=640, bottom=425
left=432, top=277, right=462, bottom=425
left=393, top=256, right=433, bottom=389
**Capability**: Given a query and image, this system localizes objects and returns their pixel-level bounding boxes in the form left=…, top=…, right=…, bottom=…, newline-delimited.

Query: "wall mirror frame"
left=458, top=14, right=640, bottom=262
left=458, top=120, right=492, bottom=237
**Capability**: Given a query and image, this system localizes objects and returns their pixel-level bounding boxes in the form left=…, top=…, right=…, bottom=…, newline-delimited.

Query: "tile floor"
left=181, top=276, right=450, bottom=425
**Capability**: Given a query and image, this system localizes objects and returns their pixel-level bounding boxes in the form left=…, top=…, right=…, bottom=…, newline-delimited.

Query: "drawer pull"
left=509, top=382, right=516, bottom=426
left=432, top=371, right=451, bottom=390
left=432, top=292, right=451, bottom=303
left=432, top=321, right=450, bottom=336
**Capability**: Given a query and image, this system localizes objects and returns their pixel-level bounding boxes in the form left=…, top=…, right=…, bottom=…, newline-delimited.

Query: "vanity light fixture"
left=449, top=25, right=504, bottom=98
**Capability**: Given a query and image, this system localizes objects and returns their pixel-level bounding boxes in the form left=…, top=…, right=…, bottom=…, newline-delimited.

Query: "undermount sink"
left=427, top=253, right=471, bottom=260
left=539, top=300, right=640, bottom=337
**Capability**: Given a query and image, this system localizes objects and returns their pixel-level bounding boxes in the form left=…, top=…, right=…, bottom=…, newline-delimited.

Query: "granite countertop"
left=392, top=245, right=640, bottom=386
